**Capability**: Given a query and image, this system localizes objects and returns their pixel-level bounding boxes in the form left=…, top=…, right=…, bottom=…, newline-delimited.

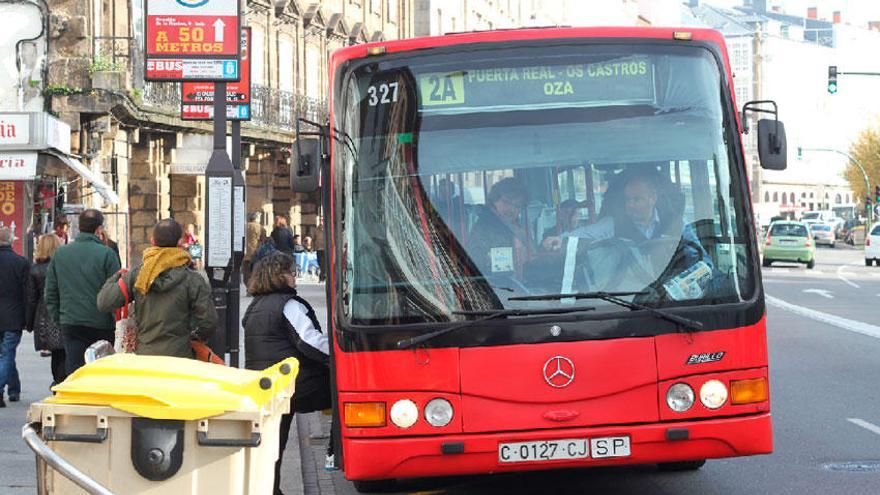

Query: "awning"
left=47, top=151, right=120, bottom=206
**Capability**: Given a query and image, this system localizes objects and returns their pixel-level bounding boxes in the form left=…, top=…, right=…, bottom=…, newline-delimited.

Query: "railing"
left=141, top=81, right=182, bottom=113
left=251, top=84, right=327, bottom=130
left=93, top=36, right=132, bottom=69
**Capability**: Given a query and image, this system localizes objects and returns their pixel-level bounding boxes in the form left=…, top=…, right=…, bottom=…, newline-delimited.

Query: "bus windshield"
left=335, top=42, right=756, bottom=327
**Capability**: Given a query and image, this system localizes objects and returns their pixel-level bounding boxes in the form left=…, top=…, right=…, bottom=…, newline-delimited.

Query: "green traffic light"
left=828, top=83, right=838, bottom=94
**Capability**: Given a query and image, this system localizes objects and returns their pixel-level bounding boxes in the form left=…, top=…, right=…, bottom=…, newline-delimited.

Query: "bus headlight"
left=424, top=398, right=454, bottom=427
left=700, top=380, right=729, bottom=409
left=666, top=383, right=695, bottom=412
left=389, top=399, right=419, bottom=428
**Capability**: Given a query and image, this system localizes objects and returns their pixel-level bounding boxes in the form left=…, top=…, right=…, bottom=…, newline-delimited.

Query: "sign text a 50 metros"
left=145, top=0, right=241, bottom=82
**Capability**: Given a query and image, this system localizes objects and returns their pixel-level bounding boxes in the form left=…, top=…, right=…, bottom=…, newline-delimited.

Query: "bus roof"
left=331, top=26, right=729, bottom=67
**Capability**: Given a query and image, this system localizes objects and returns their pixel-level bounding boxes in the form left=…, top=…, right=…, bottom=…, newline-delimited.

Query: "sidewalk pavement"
left=0, top=279, right=328, bottom=495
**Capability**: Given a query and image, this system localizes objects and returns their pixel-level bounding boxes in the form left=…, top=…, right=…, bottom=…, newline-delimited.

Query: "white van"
left=802, top=210, right=834, bottom=223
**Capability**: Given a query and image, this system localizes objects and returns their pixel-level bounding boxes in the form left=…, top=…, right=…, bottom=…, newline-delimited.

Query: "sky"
left=559, top=0, right=880, bottom=28
left=690, top=0, right=880, bottom=26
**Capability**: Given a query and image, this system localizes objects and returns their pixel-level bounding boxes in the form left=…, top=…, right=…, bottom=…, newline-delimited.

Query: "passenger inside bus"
left=467, top=178, right=534, bottom=278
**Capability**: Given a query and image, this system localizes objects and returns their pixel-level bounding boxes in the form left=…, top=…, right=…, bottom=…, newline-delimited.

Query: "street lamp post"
left=798, top=146, right=872, bottom=227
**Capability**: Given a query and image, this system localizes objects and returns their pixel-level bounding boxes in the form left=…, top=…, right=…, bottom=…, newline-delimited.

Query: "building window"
left=773, top=192, right=779, bottom=202
left=764, top=192, right=770, bottom=202
left=252, top=27, right=265, bottom=85
left=790, top=192, right=795, bottom=203
left=279, top=36, right=295, bottom=92
left=387, top=0, right=397, bottom=21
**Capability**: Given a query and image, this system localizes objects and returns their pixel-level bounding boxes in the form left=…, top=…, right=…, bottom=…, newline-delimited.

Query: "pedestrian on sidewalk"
left=0, top=226, right=30, bottom=407
left=97, top=219, right=217, bottom=358
left=26, top=233, right=66, bottom=385
left=53, top=217, right=69, bottom=245
left=314, top=217, right=326, bottom=282
left=271, top=216, right=296, bottom=255
left=242, top=252, right=334, bottom=494
left=244, top=212, right=265, bottom=285
left=45, top=209, right=121, bottom=375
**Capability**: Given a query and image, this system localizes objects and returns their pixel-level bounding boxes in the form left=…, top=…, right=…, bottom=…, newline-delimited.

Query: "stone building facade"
left=42, top=0, right=414, bottom=264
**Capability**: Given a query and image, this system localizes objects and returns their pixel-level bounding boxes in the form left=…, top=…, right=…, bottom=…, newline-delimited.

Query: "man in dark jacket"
left=0, top=227, right=29, bottom=407
left=270, top=215, right=296, bottom=255
left=97, top=219, right=217, bottom=358
left=45, top=209, right=121, bottom=375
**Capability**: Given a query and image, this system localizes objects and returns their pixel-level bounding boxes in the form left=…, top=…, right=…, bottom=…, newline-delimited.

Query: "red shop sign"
left=0, top=181, right=26, bottom=255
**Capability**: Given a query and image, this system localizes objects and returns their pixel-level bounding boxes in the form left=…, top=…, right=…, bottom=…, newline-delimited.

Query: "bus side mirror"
left=757, top=118, right=787, bottom=171
left=290, top=137, right=322, bottom=193
left=742, top=100, right=787, bottom=171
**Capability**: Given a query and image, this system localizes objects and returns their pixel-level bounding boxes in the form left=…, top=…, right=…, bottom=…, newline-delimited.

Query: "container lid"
left=46, top=354, right=298, bottom=420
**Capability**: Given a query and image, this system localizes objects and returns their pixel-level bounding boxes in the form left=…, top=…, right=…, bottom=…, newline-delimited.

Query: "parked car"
left=763, top=221, right=815, bottom=269
left=809, top=223, right=836, bottom=248
left=865, top=223, right=880, bottom=266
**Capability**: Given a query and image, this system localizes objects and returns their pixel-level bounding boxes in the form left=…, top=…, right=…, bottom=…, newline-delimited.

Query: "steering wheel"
left=574, top=237, right=648, bottom=292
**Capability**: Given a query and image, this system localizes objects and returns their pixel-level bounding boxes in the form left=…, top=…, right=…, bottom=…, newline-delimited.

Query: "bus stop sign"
left=181, top=28, right=251, bottom=120
left=145, top=0, right=241, bottom=81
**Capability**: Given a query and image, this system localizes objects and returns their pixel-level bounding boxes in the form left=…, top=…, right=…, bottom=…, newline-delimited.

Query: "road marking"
left=803, top=289, right=833, bottom=299
left=766, top=295, right=880, bottom=340
left=847, top=418, right=880, bottom=437
left=836, top=264, right=861, bottom=288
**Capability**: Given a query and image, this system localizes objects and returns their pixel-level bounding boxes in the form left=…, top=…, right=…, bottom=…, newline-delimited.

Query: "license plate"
left=779, top=239, right=796, bottom=245
left=497, top=436, right=630, bottom=463
left=590, top=436, right=631, bottom=458
left=499, top=438, right=588, bottom=463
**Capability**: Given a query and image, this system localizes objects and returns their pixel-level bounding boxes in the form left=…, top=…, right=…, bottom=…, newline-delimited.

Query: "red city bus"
left=293, top=26, right=787, bottom=492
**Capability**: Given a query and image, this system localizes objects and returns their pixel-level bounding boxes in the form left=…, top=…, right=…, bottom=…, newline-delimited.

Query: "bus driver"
left=542, top=169, right=713, bottom=299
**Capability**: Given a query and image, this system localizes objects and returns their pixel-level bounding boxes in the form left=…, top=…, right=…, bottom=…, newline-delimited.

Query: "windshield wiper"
left=395, top=305, right=596, bottom=349
left=508, top=291, right=702, bottom=332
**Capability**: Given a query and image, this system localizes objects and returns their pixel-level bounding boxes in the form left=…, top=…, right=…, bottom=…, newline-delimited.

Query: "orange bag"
left=191, top=340, right=226, bottom=365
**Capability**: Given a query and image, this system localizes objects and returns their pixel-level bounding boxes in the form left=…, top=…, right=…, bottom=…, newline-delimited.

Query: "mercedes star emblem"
left=543, top=355, right=575, bottom=388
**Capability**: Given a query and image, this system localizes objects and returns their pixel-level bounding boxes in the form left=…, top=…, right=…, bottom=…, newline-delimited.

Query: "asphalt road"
left=325, top=244, right=880, bottom=495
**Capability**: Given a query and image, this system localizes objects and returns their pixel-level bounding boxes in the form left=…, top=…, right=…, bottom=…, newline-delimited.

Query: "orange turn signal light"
left=730, top=378, right=768, bottom=405
left=344, top=402, right=386, bottom=427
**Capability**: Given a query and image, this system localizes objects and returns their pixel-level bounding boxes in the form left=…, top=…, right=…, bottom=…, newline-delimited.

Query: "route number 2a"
left=420, top=72, right=465, bottom=106
left=367, top=82, right=399, bottom=106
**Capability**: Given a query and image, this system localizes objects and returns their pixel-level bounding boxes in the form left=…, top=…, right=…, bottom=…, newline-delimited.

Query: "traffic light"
left=867, top=196, right=873, bottom=208
left=875, top=185, right=880, bottom=202
left=828, top=66, right=838, bottom=94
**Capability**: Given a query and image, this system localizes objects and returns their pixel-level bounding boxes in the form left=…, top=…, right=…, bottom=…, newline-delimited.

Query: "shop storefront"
left=0, top=112, right=119, bottom=260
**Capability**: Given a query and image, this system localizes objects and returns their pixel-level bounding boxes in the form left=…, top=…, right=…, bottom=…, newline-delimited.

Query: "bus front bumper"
left=342, top=413, right=772, bottom=481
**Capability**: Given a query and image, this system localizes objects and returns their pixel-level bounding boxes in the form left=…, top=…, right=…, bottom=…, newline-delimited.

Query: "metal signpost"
left=203, top=82, right=236, bottom=362
left=145, top=0, right=241, bottom=82
left=174, top=27, right=249, bottom=366
left=143, top=0, right=243, bottom=363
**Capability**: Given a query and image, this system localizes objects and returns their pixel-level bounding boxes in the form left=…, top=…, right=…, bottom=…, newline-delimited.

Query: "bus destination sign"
left=417, top=57, right=655, bottom=111
left=145, top=0, right=241, bottom=82
left=181, top=27, right=251, bottom=120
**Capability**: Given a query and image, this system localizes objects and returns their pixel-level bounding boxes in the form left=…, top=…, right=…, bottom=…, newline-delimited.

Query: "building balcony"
left=251, top=85, right=327, bottom=131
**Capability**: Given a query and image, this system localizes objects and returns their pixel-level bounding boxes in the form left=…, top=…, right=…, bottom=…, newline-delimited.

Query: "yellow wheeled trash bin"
left=23, top=354, right=298, bottom=495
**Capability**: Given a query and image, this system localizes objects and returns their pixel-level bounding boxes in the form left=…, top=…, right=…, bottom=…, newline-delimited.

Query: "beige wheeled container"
left=23, top=354, right=298, bottom=495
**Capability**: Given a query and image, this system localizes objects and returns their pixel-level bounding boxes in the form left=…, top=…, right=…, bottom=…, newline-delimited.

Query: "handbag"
left=114, top=270, right=139, bottom=353
left=191, top=340, right=226, bottom=365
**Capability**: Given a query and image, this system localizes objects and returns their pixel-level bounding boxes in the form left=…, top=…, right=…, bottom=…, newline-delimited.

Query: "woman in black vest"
left=242, top=252, right=334, bottom=494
